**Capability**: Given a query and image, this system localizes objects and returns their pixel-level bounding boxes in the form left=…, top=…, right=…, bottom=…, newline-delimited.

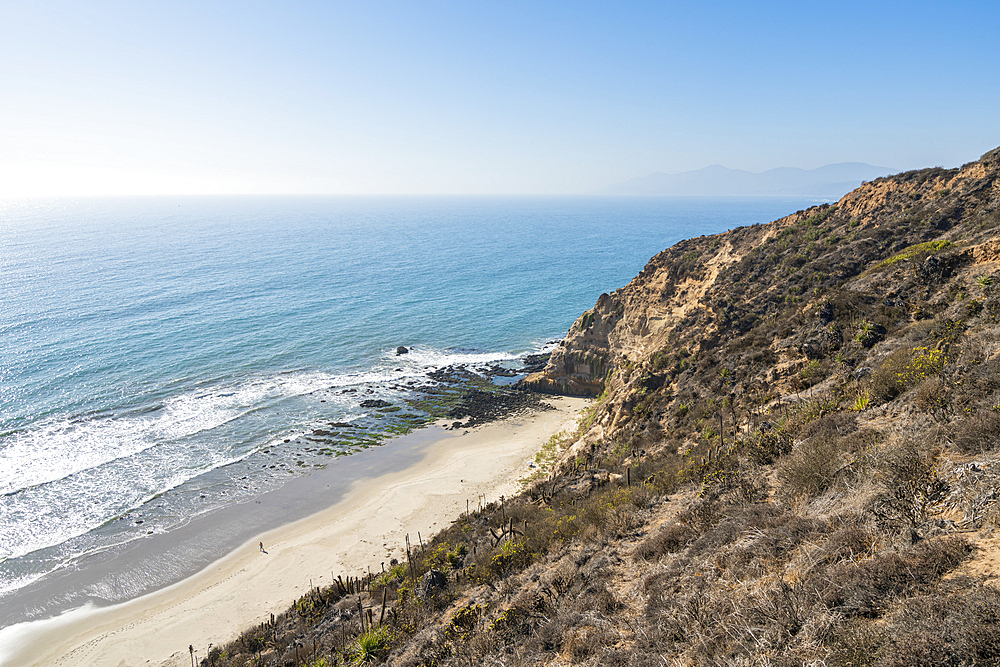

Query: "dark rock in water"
left=521, top=352, right=551, bottom=373
left=360, top=399, right=392, bottom=408
left=396, top=346, right=410, bottom=355
left=418, top=569, right=448, bottom=598
left=485, top=364, right=517, bottom=377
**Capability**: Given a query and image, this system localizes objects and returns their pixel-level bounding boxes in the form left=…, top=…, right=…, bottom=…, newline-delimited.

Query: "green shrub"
left=874, top=239, right=954, bottom=270
left=489, top=540, right=531, bottom=576
left=348, top=626, right=392, bottom=666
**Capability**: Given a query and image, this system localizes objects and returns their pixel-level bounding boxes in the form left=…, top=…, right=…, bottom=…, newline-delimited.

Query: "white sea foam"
left=0, top=370, right=348, bottom=496
left=391, top=346, right=519, bottom=366
left=0, top=353, right=522, bottom=566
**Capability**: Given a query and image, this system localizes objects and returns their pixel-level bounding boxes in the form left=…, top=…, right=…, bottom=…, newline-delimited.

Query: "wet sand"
left=0, top=396, right=588, bottom=667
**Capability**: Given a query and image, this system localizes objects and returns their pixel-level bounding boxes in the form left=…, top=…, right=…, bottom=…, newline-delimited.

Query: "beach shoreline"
left=0, top=395, right=588, bottom=667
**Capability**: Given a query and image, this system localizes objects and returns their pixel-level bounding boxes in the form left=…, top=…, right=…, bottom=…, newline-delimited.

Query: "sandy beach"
left=0, top=396, right=587, bottom=667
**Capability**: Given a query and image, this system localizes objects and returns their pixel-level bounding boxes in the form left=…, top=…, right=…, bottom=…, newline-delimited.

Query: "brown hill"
left=207, top=146, right=1000, bottom=667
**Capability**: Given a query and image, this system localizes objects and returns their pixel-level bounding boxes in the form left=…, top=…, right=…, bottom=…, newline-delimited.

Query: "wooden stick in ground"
left=719, top=412, right=725, bottom=452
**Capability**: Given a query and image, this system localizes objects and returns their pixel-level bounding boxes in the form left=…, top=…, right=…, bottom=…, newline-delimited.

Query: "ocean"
left=0, top=194, right=822, bottom=627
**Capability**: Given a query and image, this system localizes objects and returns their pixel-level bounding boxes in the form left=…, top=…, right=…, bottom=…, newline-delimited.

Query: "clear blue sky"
left=2, top=0, right=998, bottom=195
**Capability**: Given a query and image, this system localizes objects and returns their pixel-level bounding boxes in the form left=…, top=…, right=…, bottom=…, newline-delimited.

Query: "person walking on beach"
left=259, top=541, right=265, bottom=553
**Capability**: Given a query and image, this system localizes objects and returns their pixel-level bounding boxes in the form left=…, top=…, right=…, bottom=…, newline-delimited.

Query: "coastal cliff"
left=207, top=146, right=1000, bottom=666
left=527, top=146, right=1000, bottom=459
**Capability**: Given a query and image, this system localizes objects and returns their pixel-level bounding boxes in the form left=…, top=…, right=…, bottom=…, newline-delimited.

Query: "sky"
left=1, top=0, right=998, bottom=196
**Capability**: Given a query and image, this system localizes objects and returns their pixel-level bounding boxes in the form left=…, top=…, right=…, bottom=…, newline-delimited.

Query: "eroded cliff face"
left=525, top=145, right=1000, bottom=454
left=523, top=228, right=767, bottom=399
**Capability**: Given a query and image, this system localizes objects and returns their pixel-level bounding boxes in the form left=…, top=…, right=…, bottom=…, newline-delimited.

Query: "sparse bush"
left=912, top=377, right=949, bottom=420
left=828, top=619, right=884, bottom=667
left=634, top=522, right=696, bottom=560
left=777, top=434, right=845, bottom=501
left=951, top=410, right=1000, bottom=453
left=819, top=536, right=971, bottom=617
left=879, top=585, right=1000, bottom=666
left=580, top=484, right=653, bottom=537
left=870, top=443, right=947, bottom=530
left=743, top=426, right=793, bottom=464
left=817, top=522, right=877, bottom=565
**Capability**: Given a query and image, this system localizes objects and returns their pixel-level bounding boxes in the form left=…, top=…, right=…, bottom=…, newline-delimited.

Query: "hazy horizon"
left=2, top=1, right=998, bottom=197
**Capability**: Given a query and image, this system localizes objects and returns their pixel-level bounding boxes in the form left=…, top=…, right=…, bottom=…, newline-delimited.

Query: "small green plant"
left=977, top=275, right=994, bottom=288
left=349, top=626, right=392, bottom=666
left=854, top=319, right=884, bottom=347
left=553, top=514, right=580, bottom=542
left=521, top=430, right=569, bottom=485
left=447, top=543, right=468, bottom=568
left=851, top=390, right=872, bottom=412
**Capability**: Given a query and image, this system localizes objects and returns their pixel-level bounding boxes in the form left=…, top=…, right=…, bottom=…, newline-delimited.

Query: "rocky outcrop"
left=522, top=293, right=616, bottom=396
left=522, top=229, right=762, bottom=401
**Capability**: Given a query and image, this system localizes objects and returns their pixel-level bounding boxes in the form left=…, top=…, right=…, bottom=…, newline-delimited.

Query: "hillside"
left=206, top=146, right=1000, bottom=667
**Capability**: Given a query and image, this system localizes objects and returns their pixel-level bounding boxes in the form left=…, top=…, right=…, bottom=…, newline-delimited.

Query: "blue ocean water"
left=0, top=194, right=822, bottom=614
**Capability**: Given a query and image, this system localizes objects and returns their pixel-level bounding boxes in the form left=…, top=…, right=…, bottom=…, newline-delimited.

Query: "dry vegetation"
left=201, top=147, right=1000, bottom=666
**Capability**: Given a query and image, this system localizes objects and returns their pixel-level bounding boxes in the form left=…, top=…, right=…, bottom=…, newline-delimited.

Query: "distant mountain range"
left=603, top=162, right=896, bottom=197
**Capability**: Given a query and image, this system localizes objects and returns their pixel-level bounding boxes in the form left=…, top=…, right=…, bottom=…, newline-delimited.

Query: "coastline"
left=0, top=395, right=589, bottom=667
